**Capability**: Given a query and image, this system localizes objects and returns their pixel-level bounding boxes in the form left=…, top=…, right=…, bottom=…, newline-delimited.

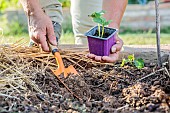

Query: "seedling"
left=88, top=10, right=112, bottom=38
left=121, top=54, right=144, bottom=69
left=85, top=10, right=117, bottom=56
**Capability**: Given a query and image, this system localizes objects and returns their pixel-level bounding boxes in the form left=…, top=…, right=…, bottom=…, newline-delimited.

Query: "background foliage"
left=0, top=0, right=155, bottom=11
left=0, top=0, right=71, bottom=12
left=0, top=0, right=20, bottom=12
left=58, top=0, right=71, bottom=7
left=0, top=16, right=28, bottom=35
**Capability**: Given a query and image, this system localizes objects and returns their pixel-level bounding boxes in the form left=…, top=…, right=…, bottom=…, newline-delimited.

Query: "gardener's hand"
left=87, top=35, right=123, bottom=63
left=28, top=10, right=56, bottom=52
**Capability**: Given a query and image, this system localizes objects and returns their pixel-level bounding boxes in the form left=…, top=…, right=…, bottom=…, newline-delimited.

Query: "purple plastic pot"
left=85, top=26, right=118, bottom=56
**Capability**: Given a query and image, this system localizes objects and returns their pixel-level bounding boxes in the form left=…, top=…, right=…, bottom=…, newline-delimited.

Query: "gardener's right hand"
left=28, top=10, right=57, bottom=52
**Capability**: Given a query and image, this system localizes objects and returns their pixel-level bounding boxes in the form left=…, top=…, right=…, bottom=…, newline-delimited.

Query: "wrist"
left=21, top=0, right=44, bottom=16
left=25, top=7, right=44, bottom=17
left=108, top=22, right=119, bottom=29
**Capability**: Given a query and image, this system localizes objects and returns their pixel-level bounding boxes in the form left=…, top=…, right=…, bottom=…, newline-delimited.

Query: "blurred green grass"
left=0, top=32, right=169, bottom=45
left=120, top=33, right=170, bottom=45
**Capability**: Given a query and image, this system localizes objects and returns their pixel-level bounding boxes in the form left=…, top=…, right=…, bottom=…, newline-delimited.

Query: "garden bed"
left=0, top=40, right=170, bottom=113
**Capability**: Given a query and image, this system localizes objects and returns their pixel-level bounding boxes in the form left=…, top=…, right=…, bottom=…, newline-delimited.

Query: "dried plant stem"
left=34, top=58, right=57, bottom=66
left=0, top=93, right=19, bottom=100
left=0, top=66, right=14, bottom=75
left=8, top=83, right=21, bottom=93
left=137, top=68, right=165, bottom=82
left=13, top=68, right=43, bottom=94
left=0, top=76, right=30, bottom=82
left=92, top=67, right=126, bottom=83
left=65, top=57, right=86, bottom=71
left=2, top=52, right=43, bottom=93
left=12, top=41, right=28, bottom=50
left=116, top=104, right=129, bottom=111
left=164, top=67, right=170, bottom=78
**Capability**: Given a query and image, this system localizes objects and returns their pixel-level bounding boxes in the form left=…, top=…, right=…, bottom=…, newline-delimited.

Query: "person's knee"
left=71, top=0, right=102, bottom=44
left=40, top=0, right=63, bottom=24
left=75, top=35, right=88, bottom=45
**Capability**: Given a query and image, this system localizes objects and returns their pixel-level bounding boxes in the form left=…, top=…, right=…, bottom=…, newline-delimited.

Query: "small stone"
left=36, top=94, right=45, bottom=101
left=42, top=106, right=48, bottom=113
left=137, top=71, right=141, bottom=75
left=92, top=108, right=97, bottom=113
left=72, top=111, right=79, bottom=113
left=147, top=104, right=159, bottom=112
left=139, top=106, right=145, bottom=112
left=59, top=97, right=64, bottom=103
left=153, top=81, right=160, bottom=86
left=67, top=109, right=73, bottom=113
left=136, top=101, right=142, bottom=107
left=85, top=101, right=92, bottom=107
left=79, top=81, right=85, bottom=87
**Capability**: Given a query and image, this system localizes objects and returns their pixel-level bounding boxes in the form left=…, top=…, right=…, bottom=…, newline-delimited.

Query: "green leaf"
left=107, top=20, right=112, bottom=25
left=121, top=58, right=129, bottom=67
left=89, top=10, right=105, bottom=18
left=93, top=18, right=103, bottom=25
left=89, top=10, right=112, bottom=34
left=134, top=58, right=144, bottom=69
left=104, top=20, right=112, bottom=26
left=89, top=13, right=100, bottom=18
left=121, top=58, right=126, bottom=67
left=128, top=54, right=135, bottom=62
left=120, top=54, right=144, bottom=69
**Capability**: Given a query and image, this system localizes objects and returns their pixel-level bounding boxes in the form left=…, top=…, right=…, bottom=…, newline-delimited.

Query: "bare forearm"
left=103, top=0, right=128, bottom=29
left=19, top=0, right=43, bottom=16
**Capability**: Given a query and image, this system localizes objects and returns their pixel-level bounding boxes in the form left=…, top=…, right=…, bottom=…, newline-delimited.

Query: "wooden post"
left=155, top=0, right=162, bottom=67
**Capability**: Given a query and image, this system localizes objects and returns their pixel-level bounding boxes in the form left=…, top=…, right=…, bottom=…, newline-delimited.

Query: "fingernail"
left=52, top=41, right=57, bottom=46
left=86, top=54, right=89, bottom=57
left=111, top=47, right=116, bottom=53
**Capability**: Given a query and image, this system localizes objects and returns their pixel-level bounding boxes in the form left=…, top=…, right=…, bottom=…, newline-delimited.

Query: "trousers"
left=40, top=0, right=102, bottom=45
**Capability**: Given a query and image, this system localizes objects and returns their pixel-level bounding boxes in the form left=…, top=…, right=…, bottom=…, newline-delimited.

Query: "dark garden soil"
left=93, top=28, right=113, bottom=38
left=0, top=45, right=170, bottom=113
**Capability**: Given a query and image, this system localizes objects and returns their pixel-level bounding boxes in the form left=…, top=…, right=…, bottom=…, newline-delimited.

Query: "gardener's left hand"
left=87, top=35, right=123, bottom=63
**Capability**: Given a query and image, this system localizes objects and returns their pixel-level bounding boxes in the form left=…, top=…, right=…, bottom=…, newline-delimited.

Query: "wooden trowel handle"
left=47, top=41, right=65, bottom=72
left=47, top=42, right=59, bottom=55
